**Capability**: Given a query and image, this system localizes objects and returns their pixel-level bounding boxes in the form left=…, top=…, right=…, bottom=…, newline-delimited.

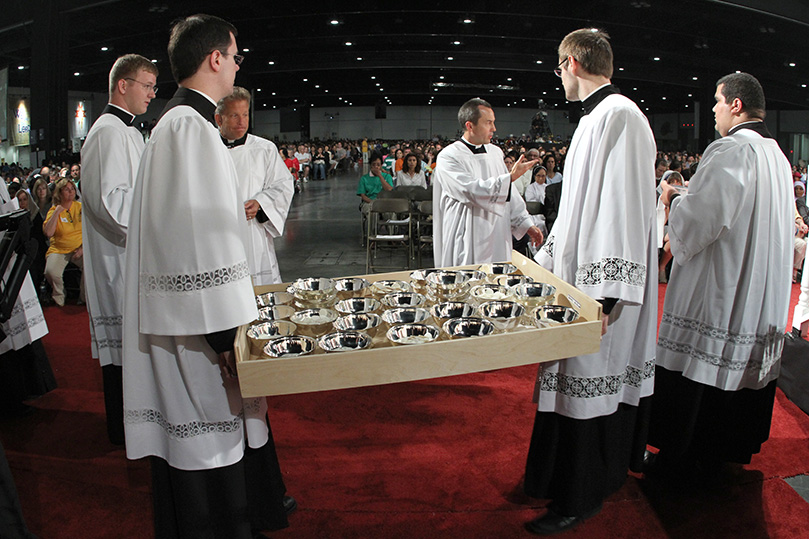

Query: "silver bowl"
left=534, top=305, right=580, bottom=328
left=443, top=317, right=495, bottom=339
left=247, top=320, right=297, bottom=340
left=263, top=335, right=315, bottom=358
left=430, top=301, right=477, bottom=329
left=409, top=269, right=441, bottom=291
left=382, top=292, right=427, bottom=308
left=469, top=284, right=513, bottom=305
left=332, top=313, right=382, bottom=337
left=495, top=274, right=535, bottom=290
left=290, top=308, right=339, bottom=337
left=480, top=262, right=518, bottom=276
left=335, top=297, right=382, bottom=314
left=381, top=307, right=432, bottom=325
left=334, top=277, right=370, bottom=299
left=333, top=313, right=383, bottom=337
left=257, top=304, right=296, bottom=321
left=478, top=300, right=525, bottom=331
left=426, top=281, right=471, bottom=303
left=456, top=269, right=487, bottom=284
left=255, top=291, right=293, bottom=308
left=370, top=279, right=412, bottom=297
left=513, top=283, right=557, bottom=310
left=317, top=331, right=373, bottom=353
left=291, top=277, right=337, bottom=303
left=426, top=270, right=470, bottom=291
left=386, top=323, right=440, bottom=345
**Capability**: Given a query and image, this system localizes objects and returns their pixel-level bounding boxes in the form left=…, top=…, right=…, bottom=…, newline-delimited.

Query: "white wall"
left=253, top=105, right=578, bottom=142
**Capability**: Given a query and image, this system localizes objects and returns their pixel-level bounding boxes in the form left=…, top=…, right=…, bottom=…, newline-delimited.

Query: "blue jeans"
left=313, top=163, right=326, bottom=180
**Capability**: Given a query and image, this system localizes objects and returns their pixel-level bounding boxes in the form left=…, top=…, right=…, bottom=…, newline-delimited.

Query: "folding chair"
left=415, top=200, right=433, bottom=268
left=366, top=198, right=413, bottom=273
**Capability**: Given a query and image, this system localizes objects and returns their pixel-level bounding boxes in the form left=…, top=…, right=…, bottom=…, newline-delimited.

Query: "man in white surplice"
left=649, top=73, right=793, bottom=474
left=215, top=87, right=293, bottom=286
left=81, top=54, right=157, bottom=445
left=432, top=98, right=543, bottom=266
left=122, top=15, right=291, bottom=537
left=524, top=29, right=657, bottom=535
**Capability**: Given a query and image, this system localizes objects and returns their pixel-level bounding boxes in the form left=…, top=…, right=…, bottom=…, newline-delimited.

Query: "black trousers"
left=0, top=440, right=37, bottom=539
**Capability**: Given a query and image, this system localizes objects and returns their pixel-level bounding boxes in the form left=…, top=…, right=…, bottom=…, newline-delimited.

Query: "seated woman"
left=312, top=146, right=328, bottom=181
left=525, top=165, right=548, bottom=204
left=357, top=153, right=393, bottom=213
left=43, top=179, right=85, bottom=307
left=395, top=154, right=427, bottom=189
left=544, top=154, right=563, bottom=184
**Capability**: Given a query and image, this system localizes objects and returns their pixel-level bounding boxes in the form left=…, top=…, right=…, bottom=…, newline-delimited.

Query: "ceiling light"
left=345, top=41, right=353, bottom=46
left=453, top=41, right=461, bottom=45
left=692, top=76, right=698, bottom=80
left=17, top=66, right=24, bottom=70
left=447, top=56, right=454, bottom=60
left=439, top=76, right=444, bottom=80
left=536, top=60, right=542, bottom=64
left=356, top=57, right=363, bottom=61
left=330, top=19, right=339, bottom=25
left=151, top=59, right=157, bottom=63
left=375, top=83, right=380, bottom=86
left=73, top=72, right=80, bottom=76
left=652, top=57, right=660, bottom=61
left=294, top=99, right=298, bottom=102
left=662, top=97, right=666, bottom=100
left=272, top=92, right=276, bottom=95
left=303, top=78, right=308, bottom=82
left=687, top=93, right=692, bottom=97
left=257, top=88, right=262, bottom=92
left=325, top=90, right=329, bottom=93
left=268, top=61, right=275, bottom=65
left=371, top=76, right=376, bottom=80
left=618, top=67, right=624, bottom=71
left=789, top=62, right=796, bottom=67
left=242, top=48, right=250, bottom=52
left=314, top=85, right=320, bottom=88
left=462, top=17, right=473, bottom=24
left=507, top=78, right=512, bottom=81
left=101, top=46, right=109, bottom=51
left=802, top=84, right=807, bottom=88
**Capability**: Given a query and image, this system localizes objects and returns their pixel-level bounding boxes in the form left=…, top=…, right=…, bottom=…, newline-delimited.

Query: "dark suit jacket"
left=542, top=181, right=563, bottom=233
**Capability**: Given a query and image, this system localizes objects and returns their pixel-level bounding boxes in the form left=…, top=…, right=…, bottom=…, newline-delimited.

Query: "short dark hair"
left=404, top=153, right=421, bottom=173
left=168, top=14, right=237, bottom=83
left=369, top=151, right=383, bottom=165
left=458, top=98, right=492, bottom=129
left=559, top=28, right=613, bottom=79
left=716, top=72, right=766, bottom=120
left=670, top=160, right=682, bottom=171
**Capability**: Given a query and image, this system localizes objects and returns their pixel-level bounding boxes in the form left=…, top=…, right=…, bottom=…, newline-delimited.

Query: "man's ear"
left=117, top=78, right=128, bottom=95
left=730, top=97, right=744, bottom=115
left=209, top=50, right=222, bottom=73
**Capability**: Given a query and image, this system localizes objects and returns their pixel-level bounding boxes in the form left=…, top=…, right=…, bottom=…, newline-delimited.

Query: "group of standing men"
left=81, top=14, right=294, bottom=538
left=433, top=28, right=793, bottom=535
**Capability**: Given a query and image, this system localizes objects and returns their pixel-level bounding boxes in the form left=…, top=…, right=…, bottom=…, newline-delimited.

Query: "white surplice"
left=433, top=141, right=533, bottom=266
left=657, top=126, right=793, bottom=391
left=534, top=93, right=658, bottom=420
left=122, top=96, right=267, bottom=471
left=228, top=134, right=294, bottom=286
left=0, top=187, right=48, bottom=354
left=81, top=110, right=143, bottom=366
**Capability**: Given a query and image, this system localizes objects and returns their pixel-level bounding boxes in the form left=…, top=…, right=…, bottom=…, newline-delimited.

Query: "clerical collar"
left=459, top=137, right=486, bottom=154
left=581, top=84, right=620, bottom=115
left=160, top=87, right=218, bottom=128
left=103, top=103, right=135, bottom=126
left=221, top=134, right=248, bottom=148
left=728, top=120, right=773, bottom=139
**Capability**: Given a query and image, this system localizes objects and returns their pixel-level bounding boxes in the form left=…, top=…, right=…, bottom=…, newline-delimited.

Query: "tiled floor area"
left=275, top=171, right=431, bottom=281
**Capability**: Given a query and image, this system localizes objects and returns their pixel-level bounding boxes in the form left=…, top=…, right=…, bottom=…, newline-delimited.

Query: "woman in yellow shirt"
left=43, top=179, right=84, bottom=306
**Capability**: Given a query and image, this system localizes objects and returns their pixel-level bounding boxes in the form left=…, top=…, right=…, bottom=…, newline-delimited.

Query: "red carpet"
left=1, top=284, right=809, bottom=538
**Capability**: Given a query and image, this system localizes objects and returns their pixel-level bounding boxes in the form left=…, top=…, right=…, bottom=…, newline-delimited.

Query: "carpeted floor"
left=2, top=283, right=809, bottom=538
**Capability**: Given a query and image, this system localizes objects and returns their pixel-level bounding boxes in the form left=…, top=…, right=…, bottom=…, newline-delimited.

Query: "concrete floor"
left=275, top=170, right=432, bottom=281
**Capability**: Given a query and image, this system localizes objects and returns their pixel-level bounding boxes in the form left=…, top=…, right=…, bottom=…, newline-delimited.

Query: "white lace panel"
left=140, top=261, right=250, bottom=294
left=575, top=257, right=646, bottom=288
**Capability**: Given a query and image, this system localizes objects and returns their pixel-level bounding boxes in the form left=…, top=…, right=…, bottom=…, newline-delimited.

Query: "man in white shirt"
left=81, top=53, right=157, bottom=445
left=650, top=73, right=793, bottom=480
left=216, top=87, right=294, bottom=286
left=525, top=28, right=657, bottom=535
left=432, top=98, right=542, bottom=266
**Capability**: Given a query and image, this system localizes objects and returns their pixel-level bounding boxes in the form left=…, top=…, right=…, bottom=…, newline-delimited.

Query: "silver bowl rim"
left=247, top=320, right=298, bottom=339
left=478, top=300, right=526, bottom=318
left=381, top=306, right=432, bottom=324
left=262, top=335, right=316, bottom=357
left=385, top=323, right=440, bottom=344
left=290, top=308, right=339, bottom=324
left=317, top=330, right=373, bottom=352
left=442, top=316, right=496, bottom=336
left=334, top=297, right=382, bottom=313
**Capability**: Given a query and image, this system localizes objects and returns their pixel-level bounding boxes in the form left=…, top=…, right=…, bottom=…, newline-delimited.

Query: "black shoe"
left=642, top=449, right=657, bottom=473
left=525, top=505, right=602, bottom=535
left=283, top=495, right=297, bottom=515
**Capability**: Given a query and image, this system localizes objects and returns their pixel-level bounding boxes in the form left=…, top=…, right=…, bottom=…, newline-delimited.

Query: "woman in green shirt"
left=357, top=153, right=393, bottom=212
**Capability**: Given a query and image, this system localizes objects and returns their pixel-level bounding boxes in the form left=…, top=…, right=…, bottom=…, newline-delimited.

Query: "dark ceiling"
left=2, top=0, right=808, bottom=115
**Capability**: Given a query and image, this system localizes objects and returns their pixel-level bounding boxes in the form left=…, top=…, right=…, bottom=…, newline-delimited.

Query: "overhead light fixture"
left=73, top=72, right=80, bottom=76
left=345, top=41, right=353, bottom=46
left=101, top=46, right=109, bottom=51
left=452, top=41, right=461, bottom=45
left=268, top=61, right=275, bottom=65
left=257, top=88, right=262, bottom=92
left=536, top=60, right=542, bottom=64
left=243, top=48, right=250, bottom=52
left=330, top=19, right=340, bottom=25
left=439, top=76, right=444, bottom=80
left=788, top=62, right=796, bottom=67
left=151, top=59, right=157, bottom=63
left=356, top=57, right=363, bottom=61
left=692, top=76, right=698, bottom=80
left=17, top=65, right=25, bottom=70
left=507, top=78, right=512, bottom=81
left=652, top=57, right=660, bottom=61
left=371, top=76, right=376, bottom=80
left=303, top=78, right=308, bottom=82
left=447, top=56, right=454, bottom=61
left=272, top=92, right=276, bottom=95
left=618, top=67, right=624, bottom=71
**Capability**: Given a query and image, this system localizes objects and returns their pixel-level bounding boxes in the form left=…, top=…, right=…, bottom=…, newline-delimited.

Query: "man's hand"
left=601, top=313, right=609, bottom=336
left=72, top=246, right=83, bottom=261
left=218, top=351, right=237, bottom=378
left=526, top=226, right=544, bottom=247
left=510, top=155, right=539, bottom=182
left=244, top=199, right=260, bottom=220
left=659, top=180, right=676, bottom=207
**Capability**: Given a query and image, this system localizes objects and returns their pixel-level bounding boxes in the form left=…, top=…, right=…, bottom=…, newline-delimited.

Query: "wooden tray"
left=235, top=251, right=602, bottom=397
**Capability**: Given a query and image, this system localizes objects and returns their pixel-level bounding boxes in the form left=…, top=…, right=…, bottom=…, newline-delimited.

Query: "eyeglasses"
left=554, top=57, right=570, bottom=78
left=124, top=78, right=158, bottom=94
left=218, top=51, right=245, bottom=65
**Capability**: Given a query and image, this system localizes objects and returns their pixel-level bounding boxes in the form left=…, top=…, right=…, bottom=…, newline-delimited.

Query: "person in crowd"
left=312, top=146, right=328, bottom=180
left=656, top=171, right=684, bottom=283
left=432, top=98, right=542, bottom=266
left=396, top=153, right=427, bottom=188
left=513, top=148, right=540, bottom=197
left=29, top=178, right=52, bottom=298
left=122, top=14, right=293, bottom=538
left=81, top=53, right=158, bottom=445
left=281, top=147, right=300, bottom=192
left=524, top=165, right=548, bottom=205
left=357, top=152, right=393, bottom=212
left=393, top=148, right=405, bottom=174
left=650, top=73, right=793, bottom=485
left=294, top=144, right=311, bottom=182
left=216, top=86, right=294, bottom=286
left=525, top=28, right=657, bottom=535
left=543, top=154, right=563, bottom=185
left=16, top=190, right=37, bottom=218
left=655, top=158, right=668, bottom=185
left=43, top=179, right=84, bottom=307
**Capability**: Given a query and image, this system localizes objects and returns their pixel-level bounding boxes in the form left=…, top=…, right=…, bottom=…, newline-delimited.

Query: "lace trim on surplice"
left=140, top=260, right=250, bottom=294
left=539, top=358, right=655, bottom=398
left=575, top=257, right=646, bottom=288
